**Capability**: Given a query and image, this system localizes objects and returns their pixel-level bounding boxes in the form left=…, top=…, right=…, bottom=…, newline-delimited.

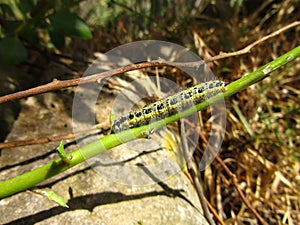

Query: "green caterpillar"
left=112, top=80, right=227, bottom=133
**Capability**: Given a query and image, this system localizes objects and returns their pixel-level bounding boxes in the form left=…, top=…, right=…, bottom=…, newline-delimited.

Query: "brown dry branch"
left=1, top=20, right=299, bottom=149
left=0, top=61, right=169, bottom=104
left=204, top=198, right=225, bottom=225
left=1, top=21, right=299, bottom=106
left=191, top=21, right=300, bottom=63
left=0, top=122, right=109, bottom=149
left=205, top=21, right=299, bottom=62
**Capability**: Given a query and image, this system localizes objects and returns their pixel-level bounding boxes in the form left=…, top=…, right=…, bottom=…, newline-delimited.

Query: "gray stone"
left=0, top=92, right=209, bottom=225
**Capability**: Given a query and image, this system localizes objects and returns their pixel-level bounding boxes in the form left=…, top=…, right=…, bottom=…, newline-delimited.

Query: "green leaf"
left=219, top=67, right=232, bottom=73
left=31, top=189, right=69, bottom=208
left=49, top=27, right=65, bottom=50
left=56, top=140, right=72, bottom=164
left=48, top=10, right=92, bottom=40
left=21, top=26, right=40, bottom=46
left=0, top=37, right=28, bottom=65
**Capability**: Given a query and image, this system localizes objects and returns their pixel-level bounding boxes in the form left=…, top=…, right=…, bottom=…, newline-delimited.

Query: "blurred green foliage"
left=0, top=0, right=92, bottom=65
left=1, top=0, right=297, bottom=65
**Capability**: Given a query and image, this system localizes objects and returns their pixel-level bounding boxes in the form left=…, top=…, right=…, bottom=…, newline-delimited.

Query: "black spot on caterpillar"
left=112, top=80, right=227, bottom=133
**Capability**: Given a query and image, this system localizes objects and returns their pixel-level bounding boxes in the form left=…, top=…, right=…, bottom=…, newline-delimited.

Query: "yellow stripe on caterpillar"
left=112, top=80, right=227, bottom=133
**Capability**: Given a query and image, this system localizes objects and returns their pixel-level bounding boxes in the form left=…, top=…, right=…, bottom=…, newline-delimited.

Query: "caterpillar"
left=112, top=80, right=227, bottom=133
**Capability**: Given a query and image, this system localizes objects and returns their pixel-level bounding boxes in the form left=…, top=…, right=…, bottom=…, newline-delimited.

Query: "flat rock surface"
left=0, top=92, right=209, bottom=225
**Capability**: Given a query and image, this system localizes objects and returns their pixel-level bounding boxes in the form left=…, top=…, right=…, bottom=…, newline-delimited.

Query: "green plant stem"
left=0, top=45, right=299, bottom=199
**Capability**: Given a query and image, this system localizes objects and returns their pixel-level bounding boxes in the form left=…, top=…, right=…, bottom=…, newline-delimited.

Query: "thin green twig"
left=0, top=45, right=299, bottom=199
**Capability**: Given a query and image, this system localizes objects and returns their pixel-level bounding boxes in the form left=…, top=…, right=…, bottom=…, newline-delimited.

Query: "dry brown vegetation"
left=75, top=1, right=300, bottom=224
left=1, top=0, right=300, bottom=224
